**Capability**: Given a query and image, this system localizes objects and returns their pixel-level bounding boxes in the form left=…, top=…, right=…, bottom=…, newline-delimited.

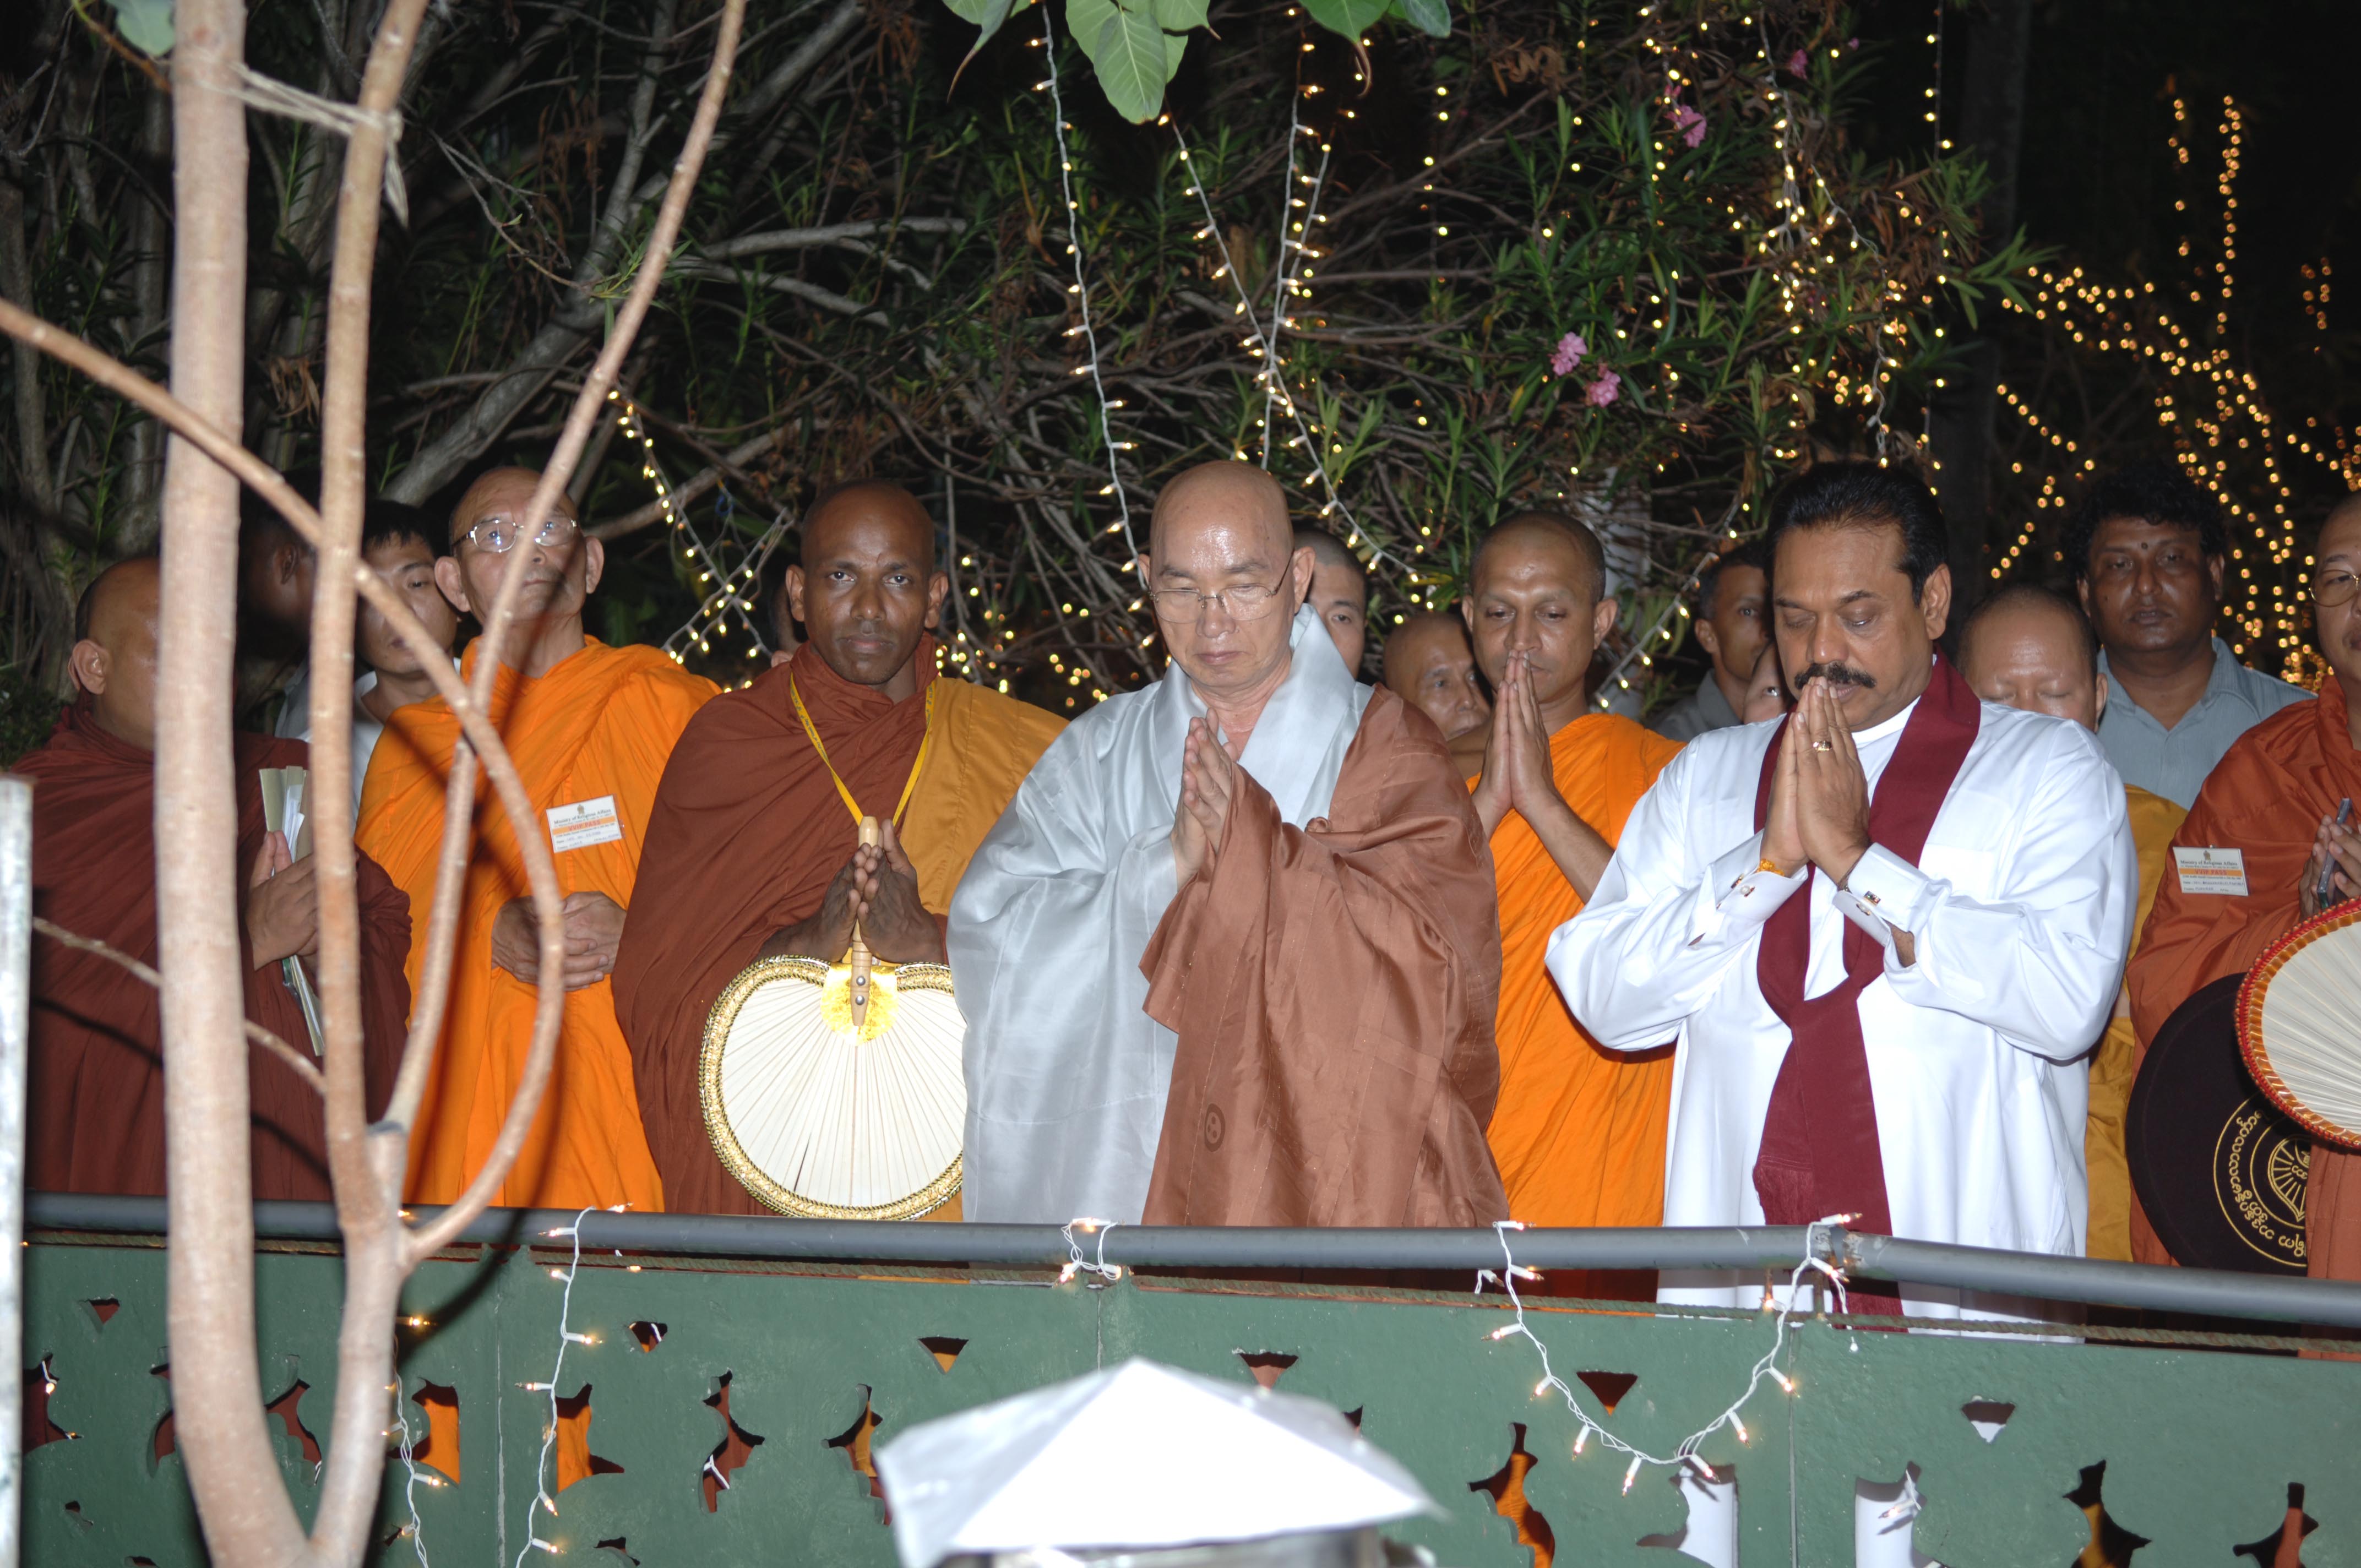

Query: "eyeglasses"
left=2314, top=568, right=2359, bottom=609
left=1144, top=562, right=1294, bottom=622
left=459, top=511, right=580, bottom=555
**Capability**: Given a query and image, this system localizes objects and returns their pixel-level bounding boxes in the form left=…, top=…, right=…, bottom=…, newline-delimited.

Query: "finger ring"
left=1811, top=739, right=1834, bottom=752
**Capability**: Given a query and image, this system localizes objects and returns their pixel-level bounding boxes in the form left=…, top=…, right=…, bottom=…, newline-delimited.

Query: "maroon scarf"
left=1749, top=655, right=1981, bottom=1301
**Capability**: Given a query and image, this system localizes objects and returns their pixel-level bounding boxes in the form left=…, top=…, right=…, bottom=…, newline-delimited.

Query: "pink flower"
left=1787, top=48, right=1808, bottom=75
left=1845, top=36, right=1859, bottom=50
left=1585, top=371, right=1620, bottom=409
left=1549, top=332, right=1588, bottom=377
left=1672, top=104, right=1708, bottom=147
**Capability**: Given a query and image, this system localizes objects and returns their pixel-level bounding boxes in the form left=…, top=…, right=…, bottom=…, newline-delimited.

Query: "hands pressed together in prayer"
left=763, top=819, right=943, bottom=964
left=245, top=831, right=318, bottom=970
left=492, top=890, right=627, bottom=990
left=1171, top=716, right=1236, bottom=885
left=1762, top=677, right=1916, bottom=962
left=2298, top=810, right=2361, bottom=920
left=1467, top=651, right=1613, bottom=899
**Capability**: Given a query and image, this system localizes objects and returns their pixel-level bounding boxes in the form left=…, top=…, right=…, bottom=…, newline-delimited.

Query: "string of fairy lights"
left=1989, top=93, right=2354, bottom=681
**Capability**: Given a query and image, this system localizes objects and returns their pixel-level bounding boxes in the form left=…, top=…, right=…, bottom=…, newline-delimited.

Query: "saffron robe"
left=18, top=703, right=409, bottom=1199
left=612, top=641, right=1063, bottom=1215
left=2082, top=783, right=2185, bottom=1262
left=2127, top=677, right=2361, bottom=1282
left=1480, top=716, right=1683, bottom=1260
left=953, top=607, right=1508, bottom=1226
left=1553, top=691, right=2134, bottom=1320
left=358, top=638, right=714, bottom=1211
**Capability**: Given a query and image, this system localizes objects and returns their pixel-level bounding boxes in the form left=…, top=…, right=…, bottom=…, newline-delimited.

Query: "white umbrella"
left=874, top=1359, right=1440, bottom=1568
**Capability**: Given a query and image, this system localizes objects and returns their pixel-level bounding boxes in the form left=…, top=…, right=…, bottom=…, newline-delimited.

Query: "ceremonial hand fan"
left=2239, top=899, right=2361, bottom=1154
left=700, top=816, right=966, bottom=1219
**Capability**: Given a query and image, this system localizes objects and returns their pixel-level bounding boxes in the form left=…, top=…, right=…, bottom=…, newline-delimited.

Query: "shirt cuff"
left=1833, top=842, right=1938, bottom=956
left=1685, top=831, right=1807, bottom=946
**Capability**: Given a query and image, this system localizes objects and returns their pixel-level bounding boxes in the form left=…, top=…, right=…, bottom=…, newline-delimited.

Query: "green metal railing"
left=19, top=1197, right=2361, bottom=1566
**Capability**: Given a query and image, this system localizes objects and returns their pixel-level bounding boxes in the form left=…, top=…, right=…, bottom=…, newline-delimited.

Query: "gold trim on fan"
left=699, top=953, right=964, bottom=1220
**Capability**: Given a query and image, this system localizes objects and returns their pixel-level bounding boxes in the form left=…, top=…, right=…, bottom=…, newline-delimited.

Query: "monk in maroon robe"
left=17, top=558, right=409, bottom=1200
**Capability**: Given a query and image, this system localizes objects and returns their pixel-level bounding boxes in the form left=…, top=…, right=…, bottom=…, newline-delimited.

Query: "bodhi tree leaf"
left=1065, top=0, right=1117, bottom=67
left=1151, top=0, right=1207, bottom=32
left=1091, top=0, right=1177, bottom=123
left=1394, top=0, right=1450, bottom=39
left=1300, top=0, right=1390, bottom=42
left=106, top=0, right=174, bottom=56
left=944, top=0, right=1018, bottom=73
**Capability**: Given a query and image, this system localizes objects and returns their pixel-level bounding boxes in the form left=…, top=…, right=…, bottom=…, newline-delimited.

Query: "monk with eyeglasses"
left=953, top=460, right=1508, bottom=1227
left=357, top=467, right=715, bottom=1212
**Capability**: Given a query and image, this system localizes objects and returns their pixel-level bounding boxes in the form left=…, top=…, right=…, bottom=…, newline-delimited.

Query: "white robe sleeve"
left=1839, top=724, right=2135, bottom=1062
left=949, top=730, right=1181, bottom=1224
left=1548, top=745, right=1804, bottom=1052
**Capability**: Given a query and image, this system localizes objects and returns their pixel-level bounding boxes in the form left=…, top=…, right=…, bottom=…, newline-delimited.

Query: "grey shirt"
left=1650, top=671, right=1742, bottom=742
left=2093, top=636, right=2310, bottom=808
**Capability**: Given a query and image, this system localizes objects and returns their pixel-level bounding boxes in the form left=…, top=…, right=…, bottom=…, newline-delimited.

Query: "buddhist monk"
left=2131, top=497, right=2361, bottom=1281
left=1461, top=513, right=1683, bottom=1280
left=1296, top=526, right=1369, bottom=677
left=613, top=481, right=1064, bottom=1215
left=1381, top=610, right=1491, bottom=777
left=20, top=558, right=409, bottom=1198
left=955, top=461, right=1506, bottom=1226
left=1959, top=585, right=2186, bottom=1262
left=357, top=467, right=716, bottom=1211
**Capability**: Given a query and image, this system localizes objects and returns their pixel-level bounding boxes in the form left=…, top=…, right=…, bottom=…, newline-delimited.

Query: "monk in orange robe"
left=20, top=559, right=408, bottom=1199
left=358, top=469, right=715, bottom=1211
left=1462, top=513, right=1683, bottom=1274
left=1958, top=584, right=2186, bottom=1261
left=613, top=482, right=1062, bottom=1215
left=2129, top=499, right=2361, bottom=1280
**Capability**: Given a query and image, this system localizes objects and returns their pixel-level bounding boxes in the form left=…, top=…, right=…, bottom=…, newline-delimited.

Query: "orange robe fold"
left=2082, top=783, right=2185, bottom=1262
left=18, top=703, right=409, bottom=1199
left=1140, top=688, right=1508, bottom=1227
left=613, top=643, right=1062, bottom=1214
left=2127, top=677, right=2361, bottom=1278
left=358, top=638, right=714, bottom=1211
left=1480, top=715, right=1683, bottom=1257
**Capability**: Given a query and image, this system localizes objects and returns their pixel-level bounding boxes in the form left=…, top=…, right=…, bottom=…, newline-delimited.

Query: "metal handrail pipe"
left=28, top=1193, right=2361, bottom=1330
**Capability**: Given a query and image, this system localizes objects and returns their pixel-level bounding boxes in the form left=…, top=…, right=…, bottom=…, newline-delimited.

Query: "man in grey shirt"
left=2069, top=462, right=2309, bottom=807
left=1650, top=537, right=1770, bottom=741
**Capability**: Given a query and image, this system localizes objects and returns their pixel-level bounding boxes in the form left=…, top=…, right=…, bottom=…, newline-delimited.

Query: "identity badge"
left=2172, top=845, right=2249, bottom=897
left=548, top=795, right=624, bottom=853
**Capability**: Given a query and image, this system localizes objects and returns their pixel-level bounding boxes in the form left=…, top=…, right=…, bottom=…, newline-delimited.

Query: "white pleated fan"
left=700, top=818, right=967, bottom=1218
left=2239, top=900, right=2361, bottom=1154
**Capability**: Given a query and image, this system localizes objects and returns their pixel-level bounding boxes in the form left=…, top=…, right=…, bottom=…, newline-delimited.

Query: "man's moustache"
left=1797, top=662, right=1876, bottom=689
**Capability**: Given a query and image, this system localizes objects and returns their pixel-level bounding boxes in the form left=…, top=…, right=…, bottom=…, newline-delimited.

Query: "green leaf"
left=1300, top=0, right=1389, bottom=41
left=945, top=0, right=1016, bottom=83
left=1067, top=0, right=1117, bottom=65
left=1151, top=0, right=1207, bottom=31
left=106, top=0, right=173, bottom=55
left=1396, top=0, right=1450, bottom=38
left=1090, top=0, right=1174, bottom=123
left=1164, top=28, right=1188, bottom=74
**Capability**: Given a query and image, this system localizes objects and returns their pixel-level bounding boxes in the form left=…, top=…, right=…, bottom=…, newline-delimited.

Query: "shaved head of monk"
left=786, top=481, right=948, bottom=699
left=1462, top=510, right=1617, bottom=723
left=69, top=557, right=164, bottom=751
left=1384, top=611, right=1490, bottom=742
left=437, top=467, right=601, bottom=669
left=1141, top=461, right=1314, bottom=704
left=2316, top=496, right=2361, bottom=701
left=1959, top=585, right=2108, bottom=731
left=1296, top=527, right=1369, bottom=677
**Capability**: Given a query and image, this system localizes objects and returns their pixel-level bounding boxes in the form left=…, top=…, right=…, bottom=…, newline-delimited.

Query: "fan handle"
left=847, top=815, right=880, bottom=1028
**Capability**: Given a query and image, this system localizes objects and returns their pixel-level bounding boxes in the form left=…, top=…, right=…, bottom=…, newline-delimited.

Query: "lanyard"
left=789, top=673, right=939, bottom=830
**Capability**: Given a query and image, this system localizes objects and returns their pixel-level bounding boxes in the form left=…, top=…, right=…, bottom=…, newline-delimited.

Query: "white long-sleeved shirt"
left=1548, top=693, right=2136, bottom=1318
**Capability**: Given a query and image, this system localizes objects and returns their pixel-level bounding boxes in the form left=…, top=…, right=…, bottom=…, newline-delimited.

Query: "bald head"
left=786, top=480, right=947, bottom=693
left=1958, top=585, right=2107, bottom=730
left=1140, top=461, right=1314, bottom=704
left=1471, top=510, right=1607, bottom=606
left=1384, top=611, right=1490, bottom=742
left=449, top=466, right=578, bottom=548
left=1297, top=527, right=1369, bottom=677
left=1461, top=509, right=1617, bottom=719
left=69, top=557, right=164, bottom=750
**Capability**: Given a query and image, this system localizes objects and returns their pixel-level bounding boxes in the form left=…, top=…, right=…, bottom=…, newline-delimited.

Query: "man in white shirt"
left=1552, top=462, right=2135, bottom=1319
